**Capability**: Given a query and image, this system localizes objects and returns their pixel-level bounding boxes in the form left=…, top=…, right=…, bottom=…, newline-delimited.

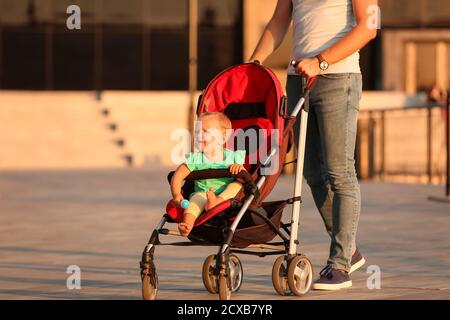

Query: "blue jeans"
left=287, top=73, right=362, bottom=272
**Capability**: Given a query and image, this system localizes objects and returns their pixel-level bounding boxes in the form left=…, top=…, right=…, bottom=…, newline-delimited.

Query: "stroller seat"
left=166, top=193, right=287, bottom=249
left=165, top=110, right=283, bottom=247
left=165, top=115, right=276, bottom=227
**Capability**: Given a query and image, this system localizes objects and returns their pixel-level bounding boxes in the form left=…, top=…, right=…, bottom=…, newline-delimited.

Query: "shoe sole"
left=349, top=257, right=366, bottom=274
left=312, top=280, right=352, bottom=291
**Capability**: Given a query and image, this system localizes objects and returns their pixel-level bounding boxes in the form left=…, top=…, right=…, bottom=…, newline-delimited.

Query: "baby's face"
left=195, top=117, right=227, bottom=152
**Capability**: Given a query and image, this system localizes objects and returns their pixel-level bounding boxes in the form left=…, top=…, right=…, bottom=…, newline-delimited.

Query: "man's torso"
left=288, top=0, right=361, bottom=75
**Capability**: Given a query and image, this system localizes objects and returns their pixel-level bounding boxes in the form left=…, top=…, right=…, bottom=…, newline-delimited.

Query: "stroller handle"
left=305, top=76, right=317, bottom=90
left=289, top=59, right=317, bottom=91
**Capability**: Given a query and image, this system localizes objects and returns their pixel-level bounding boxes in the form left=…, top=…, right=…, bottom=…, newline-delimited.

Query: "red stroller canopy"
left=197, top=63, right=285, bottom=146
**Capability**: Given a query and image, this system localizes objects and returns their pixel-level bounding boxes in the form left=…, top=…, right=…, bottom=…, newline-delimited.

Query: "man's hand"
left=172, top=194, right=184, bottom=208
left=247, top=59, right=262, bottom=65
left=294, top=57, right=321, bottom=78
left=229, top=164, right=245, bottom=175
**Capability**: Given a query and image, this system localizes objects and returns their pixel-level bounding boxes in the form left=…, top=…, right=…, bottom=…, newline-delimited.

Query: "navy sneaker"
left=349, top=247, right=366, bottom=274
left=312, top=265, right=352, bottom=290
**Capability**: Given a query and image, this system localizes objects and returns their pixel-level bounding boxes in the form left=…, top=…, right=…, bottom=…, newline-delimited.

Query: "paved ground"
left=0, top=168, right=449, bottom=300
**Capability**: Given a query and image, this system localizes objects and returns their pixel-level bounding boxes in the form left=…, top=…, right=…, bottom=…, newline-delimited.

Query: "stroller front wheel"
left=287, top=255, right=313, bottom=296
left=203, top=254, right=243, bottom=295
left=228, top=254, right=243, bottom=293
left=272, top=255, right=292, bottom=296
left=202, top=255, right=218, bottom=294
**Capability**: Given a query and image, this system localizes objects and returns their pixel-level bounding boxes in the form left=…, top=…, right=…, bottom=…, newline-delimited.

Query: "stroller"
left=140, top=62, right=316, bottom=300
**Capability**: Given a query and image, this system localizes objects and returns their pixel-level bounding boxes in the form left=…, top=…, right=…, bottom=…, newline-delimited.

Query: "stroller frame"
left=140, top=63, right=317, bottom=300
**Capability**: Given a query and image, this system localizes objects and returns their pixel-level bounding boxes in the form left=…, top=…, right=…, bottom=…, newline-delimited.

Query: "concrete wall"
left=383, top=30, right=450, bottom=92
left=0, top=91, right=126, bottom=170
left=100, top=91, right=198, bottom=167
left=357, top=107, right=447, bottom=185
left=0, top=90, right=195, bottom=170
left=0, top=90, right=443, bottom=186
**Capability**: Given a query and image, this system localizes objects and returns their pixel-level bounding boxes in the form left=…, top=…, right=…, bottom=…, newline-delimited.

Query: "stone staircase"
left=0, top=91, right=128, bottom=170
left=100, top=91, right=196, bottom=168
left=0, top=91, right=194, bottom=170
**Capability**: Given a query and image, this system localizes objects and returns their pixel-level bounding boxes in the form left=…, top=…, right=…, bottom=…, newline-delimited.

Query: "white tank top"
left=287, top=0, right=361, bottom=75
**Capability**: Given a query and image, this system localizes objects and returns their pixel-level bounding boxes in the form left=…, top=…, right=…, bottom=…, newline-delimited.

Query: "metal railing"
left=356, top=98, right=449, bottom=190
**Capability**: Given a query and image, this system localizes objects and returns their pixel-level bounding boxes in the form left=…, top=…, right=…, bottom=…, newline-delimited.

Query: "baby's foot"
left=178, top=222, right=192, bottom=237
left=205, top=189, right=224, bottom=211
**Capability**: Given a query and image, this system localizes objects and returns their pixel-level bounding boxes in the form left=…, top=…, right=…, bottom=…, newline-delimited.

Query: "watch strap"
left=316, top=54, right=329, bottom=71
left=316, top=54, right=325, bottom=64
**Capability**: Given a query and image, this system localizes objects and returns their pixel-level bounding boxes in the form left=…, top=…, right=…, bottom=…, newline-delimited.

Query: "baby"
left=170, top=112, right=246, bottom=236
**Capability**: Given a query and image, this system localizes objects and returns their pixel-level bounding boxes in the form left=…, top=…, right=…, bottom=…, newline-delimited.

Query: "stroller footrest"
left=159, top=228, right=182, bottom=236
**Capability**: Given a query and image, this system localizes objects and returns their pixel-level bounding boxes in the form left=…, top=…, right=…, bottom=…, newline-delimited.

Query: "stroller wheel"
left=287, top=255, right=313, bottom=296
left=203, top=254, right=243, bottom=294
left=202, top=255, right=218, bottom=294
left=141, top=271, right=158, bottom=300
left=228, top=254, right=243, bottom=293
left=272, top=256, right=291, bottom=296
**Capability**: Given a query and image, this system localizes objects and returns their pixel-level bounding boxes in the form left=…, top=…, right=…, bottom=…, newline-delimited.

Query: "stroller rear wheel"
left=287, top=255, right=313, bottom=296
left=272, top=255, right=291, bottom=296
left=141, top=271, right=158, bottom=300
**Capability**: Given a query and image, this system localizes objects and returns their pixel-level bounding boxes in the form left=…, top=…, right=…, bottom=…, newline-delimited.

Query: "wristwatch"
left=316, top=54, right=329, bottom=71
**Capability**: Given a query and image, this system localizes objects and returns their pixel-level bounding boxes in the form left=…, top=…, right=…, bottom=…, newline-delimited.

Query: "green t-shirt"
left=185, top=149, right=246, bottom=195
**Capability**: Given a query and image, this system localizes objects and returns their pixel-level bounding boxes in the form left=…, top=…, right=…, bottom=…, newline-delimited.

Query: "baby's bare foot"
left=205, top=189, right=224, bottom=211
left=178, top=222, right=192, bottom=237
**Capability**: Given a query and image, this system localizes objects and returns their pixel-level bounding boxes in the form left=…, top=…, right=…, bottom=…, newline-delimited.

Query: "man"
left=249, top=0, right=377, bottom=290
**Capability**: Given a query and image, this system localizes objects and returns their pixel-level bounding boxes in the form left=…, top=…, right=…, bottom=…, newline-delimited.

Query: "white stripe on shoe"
left=312, top=280, right=353, bottom=291
left=349, top=257, right=366, bottom=274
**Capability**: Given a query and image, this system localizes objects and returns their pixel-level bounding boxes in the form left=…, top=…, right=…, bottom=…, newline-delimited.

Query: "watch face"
left=320, top=61, right=329, bottom=71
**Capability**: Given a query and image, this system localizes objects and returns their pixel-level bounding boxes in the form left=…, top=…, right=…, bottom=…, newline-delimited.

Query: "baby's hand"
left=172, top=194, right=184, bottom=207
left=229, top=164, right=245, bottom=175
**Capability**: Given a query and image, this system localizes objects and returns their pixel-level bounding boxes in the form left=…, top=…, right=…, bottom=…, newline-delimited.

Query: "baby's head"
left=195, top=112, right=232, bottom=151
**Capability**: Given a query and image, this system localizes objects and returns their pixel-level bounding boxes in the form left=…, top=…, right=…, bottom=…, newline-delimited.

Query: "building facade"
left=0, top=0, right=243, bottom=90
left=0, top=0, right=449, bottom=93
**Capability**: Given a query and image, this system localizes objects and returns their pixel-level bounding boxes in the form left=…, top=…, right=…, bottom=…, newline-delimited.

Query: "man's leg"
left=287, top=75, right=334, bottom=238
left=311, top=73, right=362, bottom=272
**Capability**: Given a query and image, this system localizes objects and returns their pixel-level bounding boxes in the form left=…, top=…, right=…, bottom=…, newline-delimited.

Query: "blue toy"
left=180, top=199, right=190, bottom=209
